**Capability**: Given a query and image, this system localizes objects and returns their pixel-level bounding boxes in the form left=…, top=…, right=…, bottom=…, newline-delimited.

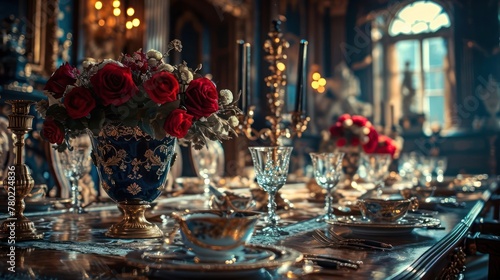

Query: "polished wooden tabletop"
left=0, top=182, right=494, bottom=279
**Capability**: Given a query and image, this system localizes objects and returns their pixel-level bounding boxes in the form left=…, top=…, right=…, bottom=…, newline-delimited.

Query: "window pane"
left=426, top=95, right=445, bottom=125
left=425, top=71, right=444, bottom=90
left=424, top=37, right=447, bottom=69
left=395, top=40, right=420, bottom=72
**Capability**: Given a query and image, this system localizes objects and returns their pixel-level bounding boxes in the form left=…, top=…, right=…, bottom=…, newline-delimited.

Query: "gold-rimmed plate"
left=328, top=216, right=441, bottom=236
left=126, top=244, right=302, bottom=278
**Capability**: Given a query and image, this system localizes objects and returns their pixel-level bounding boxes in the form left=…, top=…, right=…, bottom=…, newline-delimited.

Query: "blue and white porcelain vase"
left=89, top=124, right=176, bottom=238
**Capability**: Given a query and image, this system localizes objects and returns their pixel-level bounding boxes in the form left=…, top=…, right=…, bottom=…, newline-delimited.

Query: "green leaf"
left=66, top=118, right=86, bottom=131
left=88, top=108, right=105, bottom=134
left=46, top=105, right=68, bottom=121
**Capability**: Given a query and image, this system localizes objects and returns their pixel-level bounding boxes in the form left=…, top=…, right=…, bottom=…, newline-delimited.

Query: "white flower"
left=228, top=116, right=239, bottom=127
left=178, top=64, right=193, bottom=84
left=219, top=89, right=233, bottom=105
left=156, top=63, right=174, bottom=72
left=146, top=49, right=163, bottom=60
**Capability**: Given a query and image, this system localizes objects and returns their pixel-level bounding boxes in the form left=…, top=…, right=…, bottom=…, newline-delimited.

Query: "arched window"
left=372, top=0, right=454, bottom=132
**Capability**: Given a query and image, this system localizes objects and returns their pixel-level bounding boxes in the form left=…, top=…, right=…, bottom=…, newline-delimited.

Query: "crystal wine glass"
left=419, top=156, right=437, bottom=183
left=361, top=153, right=392, bottom=196
left=309, top=152, right=344, bottom=222
left=191, top=140, right=224, bottom=199
left=59, top=144, right=91, bottom=214
left=434, top=156, right=448, bottom=182
left=248, top=146, right=293, bottom=236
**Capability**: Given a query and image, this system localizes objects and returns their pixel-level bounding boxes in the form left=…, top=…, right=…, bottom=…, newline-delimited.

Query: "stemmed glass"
left=309, top=152, right=344, bottom=222
left=361, top=153, right=392, bottom=196
left=419, top=156, right=437, bottom=183
left=59, top=144, right=91, bottom=214
left=434, top=156, right=448, bottom=182
left=248, top=146, right=293, bottom=236
left=191, top=140, right=224, bottom=199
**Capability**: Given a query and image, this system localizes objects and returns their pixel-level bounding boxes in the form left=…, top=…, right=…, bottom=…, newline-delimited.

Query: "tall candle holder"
left=1, top=100, right=43, bottom=240
left=237, top=20, right=309, bottom=146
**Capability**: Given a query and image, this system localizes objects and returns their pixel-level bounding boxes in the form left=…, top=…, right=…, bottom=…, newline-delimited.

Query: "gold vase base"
left=105, top=203, right=163, bottom=239
left=0, top=219, right=43, bottom=241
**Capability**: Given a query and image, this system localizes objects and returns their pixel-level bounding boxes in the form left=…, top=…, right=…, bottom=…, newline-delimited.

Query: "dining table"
left=0, top=177, right=496, bottom=280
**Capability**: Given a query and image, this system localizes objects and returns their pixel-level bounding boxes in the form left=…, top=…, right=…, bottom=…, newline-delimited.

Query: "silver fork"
left=313, top=229, right=392, bottom=250
left=327, top=228, right=393, bottom=250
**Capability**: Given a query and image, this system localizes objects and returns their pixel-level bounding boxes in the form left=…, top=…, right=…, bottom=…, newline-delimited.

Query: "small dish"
left=328, top=216, right=441, bottom=236
left=126, top=244, right=302, bottom=278
left=357, top=197, right=418, bottom=222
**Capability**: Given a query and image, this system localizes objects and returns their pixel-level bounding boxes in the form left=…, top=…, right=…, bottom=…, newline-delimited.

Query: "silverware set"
left=302, top=253, right=362, bottom=270
left=312, top=229, right=393, bottom=250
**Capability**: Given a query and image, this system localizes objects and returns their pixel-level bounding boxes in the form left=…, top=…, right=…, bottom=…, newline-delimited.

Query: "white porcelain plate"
left=126, top=244, right=302, bottom=278
left=328, top=216, right=441, bottom=236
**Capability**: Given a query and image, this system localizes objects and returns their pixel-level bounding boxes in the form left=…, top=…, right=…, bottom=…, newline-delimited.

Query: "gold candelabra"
left=1, top=100, right=43, bottom=241
left=237, top=19, right=309, bottom=146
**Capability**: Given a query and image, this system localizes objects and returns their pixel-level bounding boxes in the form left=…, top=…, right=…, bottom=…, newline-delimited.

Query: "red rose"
left=362, top=126, right=379, bottom=153
left=338, top=114, right=351, bottom=123
left=90, top=63, right=138, bottom=106
left=41, top=117, right=65, bottom=144
left=329, top=123, right=343, bottom=137
left=44, top=63, right=78, bottom=98
left=373, top=135, right=397, bottom=158
left=163, top=109, right=193, bottom=138
left=120, top=51, right=148, bottom=73
left=352, top=115, right=368, bottom=126
left=143, top=71, right=179, bottom=104
left=184, top=78, right=219, bottom=119
left=336, top=138, right=347, bottom=147
left=64, top=87, right=96, bottom=119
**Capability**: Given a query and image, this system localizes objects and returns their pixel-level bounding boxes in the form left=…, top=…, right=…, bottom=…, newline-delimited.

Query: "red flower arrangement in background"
left=329, top=114, right=379, bottom=153
left=329, top=114, right=399, bottom=158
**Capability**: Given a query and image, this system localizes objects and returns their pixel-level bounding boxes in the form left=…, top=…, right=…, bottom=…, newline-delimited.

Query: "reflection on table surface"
left=0, top=181, right=494, bottom=279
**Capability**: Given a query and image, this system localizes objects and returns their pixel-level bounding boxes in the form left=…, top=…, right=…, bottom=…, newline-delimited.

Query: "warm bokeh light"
left=132, top=18, right=140, bottom=27
left=98, top=19, right=105, bottom=26
left=277, top=62, right=286, bottom=71
left=311, top=81, right=319, bottom=89
left=95, top=1, right=103, bottom=10
left=112, top=0, right=120, bottom=8
left=113, top=8, right=121, bottom=16
left=126, top=21, right=133, bottom=29
left=127, top=8, right=135, bottom=16
left=312, top=72, right=321, bottom=80
left=318, top=78, right=326, bottom=86
left=317, top=86, right=325, bottom=93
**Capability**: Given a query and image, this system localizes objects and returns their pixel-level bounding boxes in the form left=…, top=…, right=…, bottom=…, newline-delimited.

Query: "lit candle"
left=295, top=40, right=308, bottom=114
left=236, top=40, right=246, bottom=112
left=244, top=43, right=251, bottom=111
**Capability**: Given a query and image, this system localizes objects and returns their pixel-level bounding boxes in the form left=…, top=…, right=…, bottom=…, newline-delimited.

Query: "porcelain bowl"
left=172, top=210, right=261, bottom=262
left=357, top=197, right=418, bottom=223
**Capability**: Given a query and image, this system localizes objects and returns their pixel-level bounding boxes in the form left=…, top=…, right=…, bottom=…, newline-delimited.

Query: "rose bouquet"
left=328, top=114, right=378, bottom=153
left=36, top=40, right=241, bottom=151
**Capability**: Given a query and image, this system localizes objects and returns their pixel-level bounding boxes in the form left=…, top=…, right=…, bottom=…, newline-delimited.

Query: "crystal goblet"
left=434, top=156, right=448, bottom=182
left=309, top=152, right=344, bottom=222
left=248, top=146, right=293, bottom=236
left=190, top=140, right=224, bottom=200
left=361, top=153, right=392, bottom=196
left=59, top=144, right=91, bottom=214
